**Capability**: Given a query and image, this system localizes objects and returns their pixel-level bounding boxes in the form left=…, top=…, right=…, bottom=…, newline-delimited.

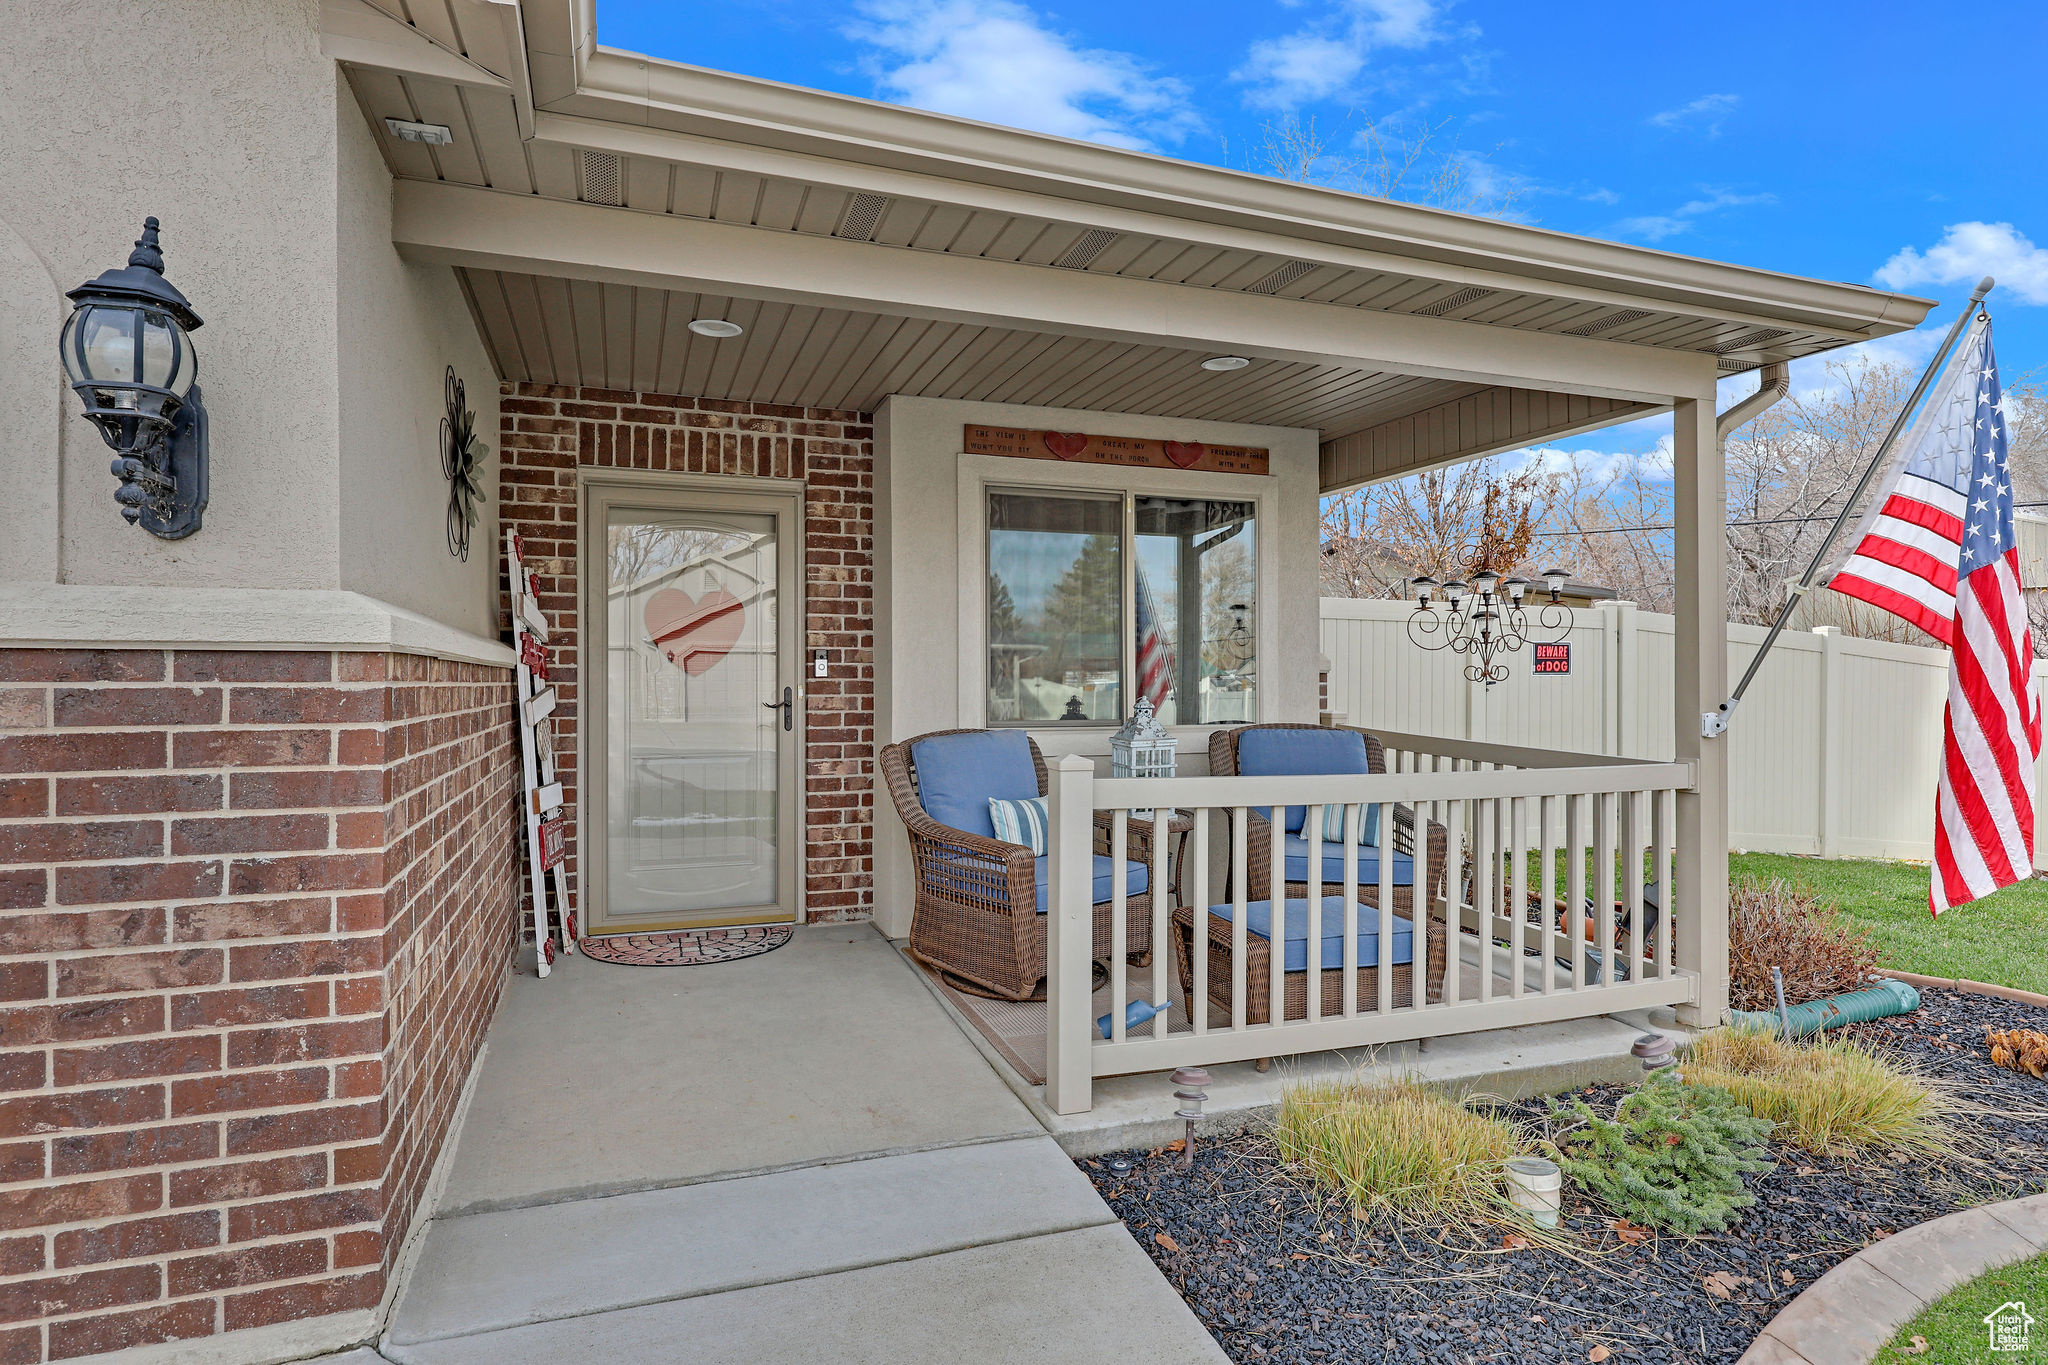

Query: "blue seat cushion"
left=1207, top=898, right=1415, bottom=973
left=912, top=731, right=1039, bottom=839
left=1236, top=728, right=1373, bottom=832
left=1032, top=855, right=1148, bottom=914
left=1281, top=834, right=1414, bottom=887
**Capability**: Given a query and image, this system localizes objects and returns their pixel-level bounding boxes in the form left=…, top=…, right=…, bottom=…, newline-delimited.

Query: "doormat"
left=579, top=925, right=795, bottom=966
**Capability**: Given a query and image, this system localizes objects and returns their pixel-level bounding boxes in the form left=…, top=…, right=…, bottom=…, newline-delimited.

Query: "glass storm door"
left=583, top=480, right=802, bottom=932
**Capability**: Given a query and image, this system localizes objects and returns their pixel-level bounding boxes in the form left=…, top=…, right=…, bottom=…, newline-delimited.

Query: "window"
left=985, top=489, right=1256, bottom=726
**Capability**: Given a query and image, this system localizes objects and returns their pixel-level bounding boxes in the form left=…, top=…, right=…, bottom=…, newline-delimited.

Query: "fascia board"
left=391, top=179, right=1718, bottom=404
left=556, top=51, right=1934, bottom=342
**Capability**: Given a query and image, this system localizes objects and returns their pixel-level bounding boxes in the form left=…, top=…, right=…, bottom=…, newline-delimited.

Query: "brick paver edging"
left=1738, top=1192, right=2048, bottom=1364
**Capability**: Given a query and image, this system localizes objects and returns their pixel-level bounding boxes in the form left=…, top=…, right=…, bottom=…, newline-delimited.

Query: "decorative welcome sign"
left=964, top=425, right=1270, bottom=476
left=507, top=530, right=577, bottom=976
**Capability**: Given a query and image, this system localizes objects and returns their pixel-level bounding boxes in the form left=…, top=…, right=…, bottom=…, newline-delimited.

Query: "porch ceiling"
left=458, top=266, right=1489, bottom=428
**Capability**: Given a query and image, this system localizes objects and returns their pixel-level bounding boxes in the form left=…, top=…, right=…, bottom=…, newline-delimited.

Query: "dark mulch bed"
left=1082, top=987, right=2048, bottom=1364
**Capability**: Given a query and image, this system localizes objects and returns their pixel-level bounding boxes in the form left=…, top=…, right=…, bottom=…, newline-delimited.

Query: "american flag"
left=1134, top=567, right=1175, bottom=712
left=1832, top=317, right=2041, bottom=912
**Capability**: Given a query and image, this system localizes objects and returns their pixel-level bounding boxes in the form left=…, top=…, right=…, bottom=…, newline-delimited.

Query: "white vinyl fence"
left=1320, top=597, right=2048, bottom=869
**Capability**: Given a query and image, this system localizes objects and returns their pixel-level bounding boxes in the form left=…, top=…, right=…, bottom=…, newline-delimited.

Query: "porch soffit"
left=336, top=61, right=1935, bottom=381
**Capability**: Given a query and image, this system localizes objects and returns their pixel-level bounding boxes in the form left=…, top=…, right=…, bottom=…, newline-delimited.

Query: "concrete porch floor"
left=329, top=920, right=1671, bottom=1364
left=361, top=923, right=1228, bottom=1364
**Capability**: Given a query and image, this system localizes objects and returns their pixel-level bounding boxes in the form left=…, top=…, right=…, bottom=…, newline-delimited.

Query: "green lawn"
left=1874, top=1253, right=2048, bottom=1362
left=1730, top=852, right=2048, bottom=997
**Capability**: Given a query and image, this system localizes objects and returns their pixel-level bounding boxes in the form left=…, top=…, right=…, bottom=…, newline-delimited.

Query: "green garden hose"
left=1728, top=977, right=1921, bottom=1038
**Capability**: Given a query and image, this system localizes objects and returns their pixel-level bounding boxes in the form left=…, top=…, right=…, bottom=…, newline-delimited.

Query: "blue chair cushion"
left=1032, top=856, right=1149, bottom=914
left=1236, top=728, right=1373, bottom=833
left=912, top=731, right=1039, bottom=839
left=1208, top=898, right=1415, bottom=973
left=1281, top=834, right=1414, bottom=888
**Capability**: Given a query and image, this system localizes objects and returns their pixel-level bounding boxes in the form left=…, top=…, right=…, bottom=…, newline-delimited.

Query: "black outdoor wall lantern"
left=59, top=217, right=208, bottom=539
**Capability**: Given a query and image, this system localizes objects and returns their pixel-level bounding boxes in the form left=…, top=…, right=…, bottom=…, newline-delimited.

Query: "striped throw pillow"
left=1317, top=801, right=1381, bottom=848
left=988, top=795, right=1051, bottom=854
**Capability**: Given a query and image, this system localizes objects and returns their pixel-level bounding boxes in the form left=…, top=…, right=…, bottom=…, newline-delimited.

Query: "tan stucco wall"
left=872, top=395, right=1322, bottom=936
left=0, top=4, right=500, bottom=642
left=0, top=0, right=343, bottom=591
left=336, top=81, right=501, bottom=640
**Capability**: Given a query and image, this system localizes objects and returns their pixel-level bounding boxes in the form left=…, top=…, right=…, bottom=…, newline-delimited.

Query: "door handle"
left=762, top=686, right=793, bottom=732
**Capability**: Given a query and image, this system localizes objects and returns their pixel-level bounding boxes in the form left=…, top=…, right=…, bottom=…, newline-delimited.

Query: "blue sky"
left=598, top=0, right=2048, bottom=457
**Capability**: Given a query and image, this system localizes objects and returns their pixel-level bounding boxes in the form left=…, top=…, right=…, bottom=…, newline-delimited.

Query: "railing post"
left=1045, top=754, right=1096, bottom=1115
left=1673, top=394, right=1730, bottom=1027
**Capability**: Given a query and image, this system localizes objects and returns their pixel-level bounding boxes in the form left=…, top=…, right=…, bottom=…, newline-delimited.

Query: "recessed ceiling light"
left=688, top=319, right=745, bottom=338
left=1201, top=355, right=1251, bottom=371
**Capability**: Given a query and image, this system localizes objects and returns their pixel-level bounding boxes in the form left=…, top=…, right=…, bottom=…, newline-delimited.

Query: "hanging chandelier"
left=1405, top=567, right=1573, bottom=683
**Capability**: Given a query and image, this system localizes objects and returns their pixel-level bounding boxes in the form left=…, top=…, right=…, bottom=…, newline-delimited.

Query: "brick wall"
left=497, top=383, right=876, bottom=924
left=0, top=648, right=518, bottom=1361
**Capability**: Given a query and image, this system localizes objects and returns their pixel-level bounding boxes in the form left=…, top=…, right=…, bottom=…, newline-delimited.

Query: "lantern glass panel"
left=71, top=305, right=140, bottom=387
left=138, top=311, right=189, bottom=394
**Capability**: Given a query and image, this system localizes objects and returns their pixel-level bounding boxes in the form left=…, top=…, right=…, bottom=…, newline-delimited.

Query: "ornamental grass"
left=1274, top=1075, right=1523, bottom=1224
left=1728, top=877, right=1880, bottom=1011
left=1686, top=1027, right=1954, bottom=1158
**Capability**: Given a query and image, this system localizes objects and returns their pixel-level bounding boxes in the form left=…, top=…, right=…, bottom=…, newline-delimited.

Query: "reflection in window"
left=1135, top=498, right=1256, bottom=725
left=987, top=491, right=1122, bottom=724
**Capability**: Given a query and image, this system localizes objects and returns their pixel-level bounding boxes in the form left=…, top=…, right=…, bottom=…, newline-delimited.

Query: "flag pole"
left=1704, top=275, right=1995, bottom=737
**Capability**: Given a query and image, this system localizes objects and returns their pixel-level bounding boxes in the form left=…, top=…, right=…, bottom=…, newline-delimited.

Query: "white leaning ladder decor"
left=507, top=529, right=576, bottom=977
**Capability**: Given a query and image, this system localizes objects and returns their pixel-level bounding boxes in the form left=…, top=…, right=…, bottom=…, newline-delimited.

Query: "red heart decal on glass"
left=1042, top=431, right=1089, bottom=460
left=1162, top=440, right=1206, bottom=469
left=644, top=587, right=745, bottom=677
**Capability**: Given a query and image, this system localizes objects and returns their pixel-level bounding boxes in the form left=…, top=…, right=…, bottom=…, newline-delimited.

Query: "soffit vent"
left=1713, top=327, right=1792, bottom=353
left=1416, top=285, right=1496, bottom=317
left=1244, top=259, right=1320, bottom=295
left=834, top=193, right=892, bottom=242
left=1051, top=228, right=1122, bottom=270
left=1718, top=358, right=1752, bottom=372
left=578, top=150, right=624, bottom=207
left=1563, top=308, right=1652, bottom=336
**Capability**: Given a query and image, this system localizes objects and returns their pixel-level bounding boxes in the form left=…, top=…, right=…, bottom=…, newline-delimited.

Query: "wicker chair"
left=879, top=729, right=1155, bottom=1001
left=1208, top=723, right=1452, bottom=1004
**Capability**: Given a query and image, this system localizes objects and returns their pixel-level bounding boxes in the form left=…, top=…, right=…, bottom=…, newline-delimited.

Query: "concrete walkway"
left=1739, top=1192, right=2048, bottom=1364
left=360, top=924, right=1228, bottom=1363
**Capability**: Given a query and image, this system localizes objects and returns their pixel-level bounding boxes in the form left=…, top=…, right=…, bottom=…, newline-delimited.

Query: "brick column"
left=0, top=647, right=518, bottom=1361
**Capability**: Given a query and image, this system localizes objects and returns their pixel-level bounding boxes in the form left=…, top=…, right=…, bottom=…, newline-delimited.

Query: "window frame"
left=957, top=451, right=1276, bottom=739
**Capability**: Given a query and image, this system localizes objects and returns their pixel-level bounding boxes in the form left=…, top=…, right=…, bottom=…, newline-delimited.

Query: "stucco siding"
left=0, top=0, right=343, bottom=591
left=335, top=81, right=501, bottom=639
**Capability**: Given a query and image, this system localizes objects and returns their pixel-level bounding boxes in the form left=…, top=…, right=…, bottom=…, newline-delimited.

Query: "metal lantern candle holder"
left=1404, top=566, right=1572, bottom=684
left=58, top=217, right=209, bottom=539
left=1110, top=696, right=1176, bottom=822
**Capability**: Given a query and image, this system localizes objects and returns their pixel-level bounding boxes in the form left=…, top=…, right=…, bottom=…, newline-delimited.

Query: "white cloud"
left=1612, top=184, right=1773, bottom=244
left=1647, top=92, right=1739, bottom=135
left=1232, top=0, right=1453, bottom=108
left=1873, top=221, right=2048, bottom=305
left=1617, top=215, right=1689, bottom=242
left=1580, top=187, right=1620, bottom=206
left=846, top=0, right=1198, bottom=150
left=1674, top=189, right=1775, bottom=217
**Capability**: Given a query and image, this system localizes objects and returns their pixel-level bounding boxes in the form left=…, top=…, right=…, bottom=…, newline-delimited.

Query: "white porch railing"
left=1043, top=730, right=1699, bottom=1114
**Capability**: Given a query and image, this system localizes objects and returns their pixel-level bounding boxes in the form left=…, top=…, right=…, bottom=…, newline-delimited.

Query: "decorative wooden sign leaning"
left=964, top=425, right=1270, bottom=476
left=507, top=529, right=577, bottom=976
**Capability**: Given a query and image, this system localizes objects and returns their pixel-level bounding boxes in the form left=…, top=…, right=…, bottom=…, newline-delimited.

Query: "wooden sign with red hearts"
left=962, top=425, right=1269, bottom=475
left=644, top=586, right=745, bottom=676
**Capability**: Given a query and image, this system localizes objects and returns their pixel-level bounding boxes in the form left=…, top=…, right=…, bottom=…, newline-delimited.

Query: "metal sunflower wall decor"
left=439, top=366, right=487, bottom=561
